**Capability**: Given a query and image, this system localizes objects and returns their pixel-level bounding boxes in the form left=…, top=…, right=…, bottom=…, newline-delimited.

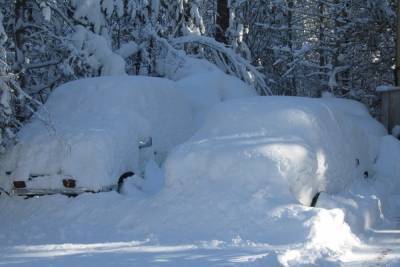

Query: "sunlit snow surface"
left=0, top=238, right=290, bottom=266
left=0, top=209, right=399, bottom=267
left=1, top=152, right=399, bottom=267
left=0, top=74, right=400, bottom=266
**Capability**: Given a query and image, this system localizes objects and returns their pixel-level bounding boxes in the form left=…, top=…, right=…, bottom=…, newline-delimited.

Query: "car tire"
left=310, top=192, right=321, bottom=207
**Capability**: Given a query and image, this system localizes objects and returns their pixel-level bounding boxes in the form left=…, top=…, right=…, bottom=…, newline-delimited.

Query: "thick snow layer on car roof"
left=27, top=76, right=193, bottom=152
left=165, top=96, right=386, bottom=205
left=0, top=76, right=193, bottom=190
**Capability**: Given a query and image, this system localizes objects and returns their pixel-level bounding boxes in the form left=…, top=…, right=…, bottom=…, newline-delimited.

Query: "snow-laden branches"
left=172, top=34, right=270, bottom=95
left=0, top=0, right=394, bottom=145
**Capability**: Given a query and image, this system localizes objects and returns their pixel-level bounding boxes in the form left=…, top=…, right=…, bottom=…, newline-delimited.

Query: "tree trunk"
left=286, top=0, right=296, bottom=95
left=333, top=0, right=349, bottom=95
left=14, top=1, right=25, bottom=66
left=318, top=0, right=325, bottom=94
left=14, top=0, right=27, bottom=88
left=216, top=0, right=229, bottom=43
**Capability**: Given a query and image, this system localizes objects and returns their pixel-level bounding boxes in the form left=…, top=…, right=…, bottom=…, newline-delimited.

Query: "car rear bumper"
left=11, top=185, right=117, bottom=196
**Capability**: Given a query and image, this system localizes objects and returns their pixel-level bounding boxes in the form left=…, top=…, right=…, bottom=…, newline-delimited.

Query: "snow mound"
left=157, top=54, right=219, bottom=81
left=278, top=208, right=359, bottom=266
left=0, top=76, right=193, bottom=191
left=316, top=135, right=400, bottom=235
left=165, top=96, right=385, bottom=206
left=176, top=71, right=257, bottom=126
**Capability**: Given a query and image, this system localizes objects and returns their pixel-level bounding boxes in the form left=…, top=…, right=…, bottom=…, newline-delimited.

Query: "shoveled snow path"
left=341, top=215, right=400, bottom=266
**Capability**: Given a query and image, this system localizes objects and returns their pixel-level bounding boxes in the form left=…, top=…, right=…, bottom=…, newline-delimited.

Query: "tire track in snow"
left=369, top=217, right=400, bottom=267
left=372, top=249, right=392, bottom=266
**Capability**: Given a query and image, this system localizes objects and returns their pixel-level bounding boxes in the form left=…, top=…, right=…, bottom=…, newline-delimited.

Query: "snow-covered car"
left=164, top=96, right=386, bottom=206
left=0, top=76, right=193, bottom=196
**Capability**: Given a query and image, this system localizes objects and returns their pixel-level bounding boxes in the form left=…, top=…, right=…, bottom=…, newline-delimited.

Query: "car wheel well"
left=117, top=171, right=135, bottom=193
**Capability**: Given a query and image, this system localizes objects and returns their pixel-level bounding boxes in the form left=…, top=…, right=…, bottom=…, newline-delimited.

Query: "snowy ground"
left=0, top=190, right=399, bottom=266
left=1, top=139, right=400, bottom=267
left=1, top=70, right=400, bottom=266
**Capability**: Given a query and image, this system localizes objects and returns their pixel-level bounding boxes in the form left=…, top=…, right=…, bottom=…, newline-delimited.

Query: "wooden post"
left=379, top=87, right=400, bottom=132
left=383, top=0, right=400, bottom=133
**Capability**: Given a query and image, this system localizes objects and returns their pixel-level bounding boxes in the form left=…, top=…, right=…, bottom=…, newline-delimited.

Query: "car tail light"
left=63, top=179, right=76, bottom=188
left=13, top=181, right=26, bottom=189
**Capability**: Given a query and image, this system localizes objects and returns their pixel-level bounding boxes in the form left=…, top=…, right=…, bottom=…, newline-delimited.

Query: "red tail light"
left=63, top=179, right=76, bottom=188
left=13, top=181, right=26, bottom=189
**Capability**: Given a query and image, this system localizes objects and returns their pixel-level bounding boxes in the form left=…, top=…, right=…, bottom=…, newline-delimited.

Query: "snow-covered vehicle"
left=164, top=96, right=386, bottom=206
left=0, top=76, right=193, bottom=196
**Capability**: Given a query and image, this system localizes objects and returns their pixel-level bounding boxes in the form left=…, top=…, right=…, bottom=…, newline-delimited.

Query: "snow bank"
left=277, top=208, right=359, bottom=266
left=317, top=134, right=400, bottom=236
left=0, top=76, right=192, bottom=191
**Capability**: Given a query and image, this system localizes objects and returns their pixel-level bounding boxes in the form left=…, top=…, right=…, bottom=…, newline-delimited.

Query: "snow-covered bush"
left=70, top=26, right=126, bottom=76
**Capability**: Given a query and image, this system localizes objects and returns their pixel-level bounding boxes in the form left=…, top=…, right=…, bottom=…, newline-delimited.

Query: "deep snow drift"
left=0, top=71, right=399, bottom=266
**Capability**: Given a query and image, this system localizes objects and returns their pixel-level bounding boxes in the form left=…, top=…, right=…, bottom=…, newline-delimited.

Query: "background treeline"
left=0, top=0, right=396, bottom=151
